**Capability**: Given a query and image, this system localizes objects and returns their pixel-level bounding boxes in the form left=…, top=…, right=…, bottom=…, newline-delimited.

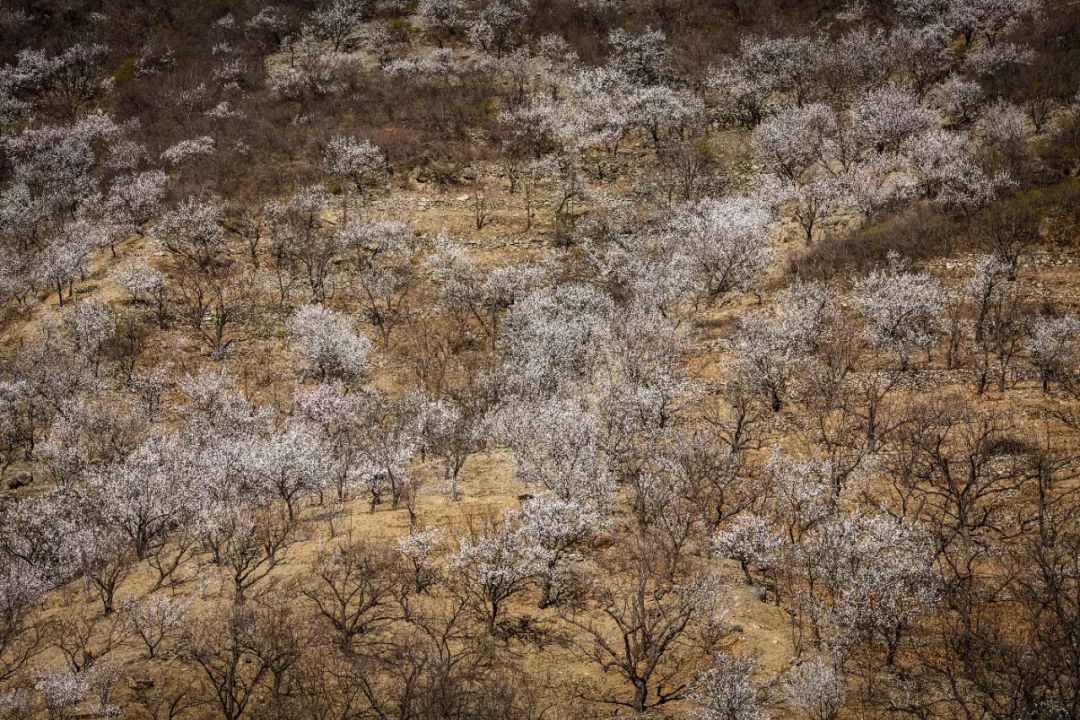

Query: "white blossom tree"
left=323, top=136, right=387, bottom=223
left=467, top=1, right=525, bottom=55
left=783, top=657, right=846, bottom=720
left=732, top=281, right=838, bottom=412
left=666, top=196, right=774, bottom=305
left=776, top=175, right=845, bottom=244
left=417, top=0, right=467, bottom=45
left=450, top=509, right=545, bottom=632
left=902, top=128, right=1011, bottom=216
left=412, top=395, right=485, bottom=500
left=708, top=35, right=824, bottom=127
left=309, top=0, right=367, bottom=51
left=86, top=439, right=195, bottom=562
left=160, top=136, right=215, bottom=166
left=40, top=226, right=92, bottom=306
left=35, top=668, right=88, bottom=720
left=103, top=170, right=168, bottom=238
left=691, top=654, right=765, bottom=720
left=627, top=85, right=705, bottom=151
left=795, top=512, right=939, bottom=662
left=266, top=184, right=341, bottom=303
left=853, top=253, right=947, bottom=370
left=753, top=103, right=836, bottom=186
left=838, top=152, right=917, bottom=225
left=850, top=86, right=937, bottom=153
left=608, top=27, right=671, bottom=84
left=942, top=0, right=1043, bottom=46
left=396, top=527, right=441, bottom=593
left=351, top=405, right=419, bottom=516
left=250, top=424, right=334, bottom=522
left=520, top=493, right=602, bottom=608
left=1026, top=315, right=1080, bottom=393
left=0, top=558, right=47, bottom=683
left=155, top=196, right=227, bottom=271
left=499, top=284, right=613, bottom=398
left=110, top=257, right=166, bottom=326
left=62, top=299, right=115, bottom=376
left=493, top=397, right=613, bottom=509
left=289, top=304, right=373, bottom=384
left=714, top=514, right=785, bottom=587
left=932, top=74, right=984, bottom=123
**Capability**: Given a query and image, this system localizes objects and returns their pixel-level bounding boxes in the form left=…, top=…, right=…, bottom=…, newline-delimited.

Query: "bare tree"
left=302, top=536, right=405, bottom=652
left=563, top=539, right=730, bottom=713
left=185, top=605, right=271, bottom=720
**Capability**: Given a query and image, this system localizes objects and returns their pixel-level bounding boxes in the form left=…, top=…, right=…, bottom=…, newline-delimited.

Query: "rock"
left=6, top=471, right=33, bottom=490
left=750, top=585, right=767, bottom=602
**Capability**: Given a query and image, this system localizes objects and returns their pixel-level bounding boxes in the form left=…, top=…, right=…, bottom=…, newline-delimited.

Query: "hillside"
left=1, top=1, right=1080, bottom=719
